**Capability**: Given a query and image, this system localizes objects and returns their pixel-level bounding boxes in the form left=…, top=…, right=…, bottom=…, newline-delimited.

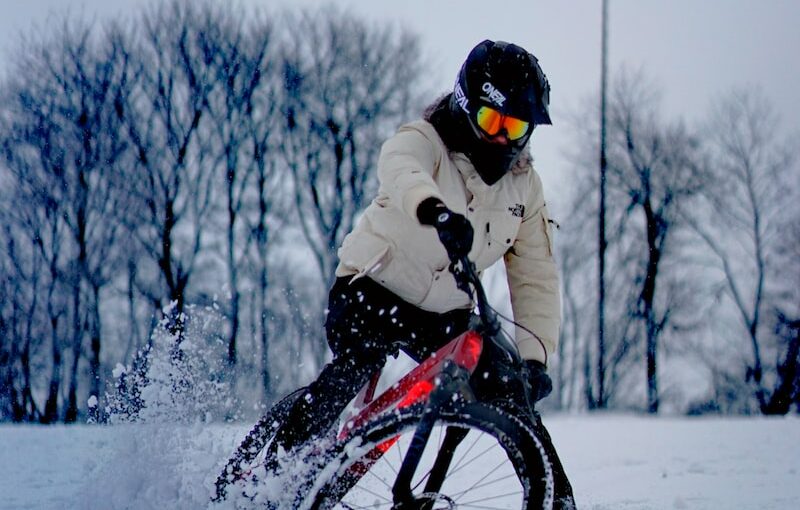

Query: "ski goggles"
left=475, top=106, right=530, bottom=141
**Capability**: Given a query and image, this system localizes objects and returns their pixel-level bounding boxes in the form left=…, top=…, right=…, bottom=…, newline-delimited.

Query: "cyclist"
left=276, top=39, right=575, bottom=508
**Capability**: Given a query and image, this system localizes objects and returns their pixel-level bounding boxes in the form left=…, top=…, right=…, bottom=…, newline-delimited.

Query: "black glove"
left=417, top=197, right=474, bottom=262
left=523, top=360, right=553, bottom=404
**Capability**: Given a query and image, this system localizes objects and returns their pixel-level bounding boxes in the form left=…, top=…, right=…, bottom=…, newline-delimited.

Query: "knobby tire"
left=213, top=388, right=305, bottom=502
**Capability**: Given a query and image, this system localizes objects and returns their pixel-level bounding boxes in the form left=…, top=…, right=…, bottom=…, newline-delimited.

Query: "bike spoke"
left=455, top=490, right=526, bottom=508
left=393, top=435, right=404, bottom=474
left=446, top=434, right=501, bottom=479
left=451, top=471, right=519, bottom=495
left=364, top=459, right=396, bottom=491
left=344, top=482, right=393, bottom=507
left=445, top=427, right=487, bottom=476
left=344, top=429, right=520, bottom=508
left=449, top=459, right=520, bottom=499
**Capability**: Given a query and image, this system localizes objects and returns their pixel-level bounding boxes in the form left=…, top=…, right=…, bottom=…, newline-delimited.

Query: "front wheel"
left=213, top=388, right=305, bottom=502
left=306, top=402, right=554, bottom=509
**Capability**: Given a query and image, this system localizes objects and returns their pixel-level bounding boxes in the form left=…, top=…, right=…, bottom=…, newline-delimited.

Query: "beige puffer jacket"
left=335, top=119, right=560, bottom=364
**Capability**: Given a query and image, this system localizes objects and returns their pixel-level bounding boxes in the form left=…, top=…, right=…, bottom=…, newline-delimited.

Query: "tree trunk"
left=226, top=161, right=240, bottom=368
left=21, top=338, right=38, bottom=421
left=8, top=307, right=24, bottom=422
left=583, top=325, right=596, bottom=410
left=125, top=259, right=141, bottom=362
left=22, top=273, right=40, bottom=421
left=89, top=284, right=102, bottom=404
left=643, top=200, right=661, bottom=414
left=258, top=248, right=271, bottom=401
left=160, top=198, right=187, bottom=340
left=762, top=323, right=800, bottom=415
left=65, top=278, right=82, bottom=423
left=43, top=314, right=62, bottom=424
left=256, top=169, right=272, bottom=401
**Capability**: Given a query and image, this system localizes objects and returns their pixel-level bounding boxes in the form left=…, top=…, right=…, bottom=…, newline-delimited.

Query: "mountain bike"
left=213, top=257, right=555, bottom=509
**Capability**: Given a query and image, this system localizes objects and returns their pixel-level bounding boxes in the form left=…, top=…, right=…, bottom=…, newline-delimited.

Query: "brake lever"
left=449, top=259, right=474, bottom=300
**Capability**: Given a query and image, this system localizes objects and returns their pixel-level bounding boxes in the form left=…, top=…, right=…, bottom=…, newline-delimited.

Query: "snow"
left=1, top=414, right=797, bottom=509
left=549, top=415, right=800, bottom=509
left=3, top=297, right=796, bottom=509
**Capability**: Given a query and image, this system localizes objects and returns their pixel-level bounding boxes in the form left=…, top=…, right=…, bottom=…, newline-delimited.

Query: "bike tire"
left=306, top=401, right=554, bottom=510
left=213, top=388, right=305, bottom=502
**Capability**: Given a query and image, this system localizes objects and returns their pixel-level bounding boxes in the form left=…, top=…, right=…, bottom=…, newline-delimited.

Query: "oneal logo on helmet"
left=454, top=83, right=469, bottom=113
left=482, top=82, right=506, bottom=107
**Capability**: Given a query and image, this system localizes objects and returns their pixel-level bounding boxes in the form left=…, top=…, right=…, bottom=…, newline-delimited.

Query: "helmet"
left=449, top=40, right=551, bottom=185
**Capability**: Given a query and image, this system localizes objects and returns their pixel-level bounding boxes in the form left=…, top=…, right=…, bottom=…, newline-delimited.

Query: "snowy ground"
left=1, top=414, right=798, bottom=510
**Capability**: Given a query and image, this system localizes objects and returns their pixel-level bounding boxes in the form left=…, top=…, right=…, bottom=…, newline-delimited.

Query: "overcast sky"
left=2, top=0, right=798, bottom=213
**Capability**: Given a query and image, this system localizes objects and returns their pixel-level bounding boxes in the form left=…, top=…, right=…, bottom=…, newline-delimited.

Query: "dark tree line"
left=0, top=0, right=424, bottom=423
left=2, top=1, right=796, bottom=425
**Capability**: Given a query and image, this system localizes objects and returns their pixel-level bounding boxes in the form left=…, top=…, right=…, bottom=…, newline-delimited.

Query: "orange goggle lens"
left=475, top=106, right=530, bottom=141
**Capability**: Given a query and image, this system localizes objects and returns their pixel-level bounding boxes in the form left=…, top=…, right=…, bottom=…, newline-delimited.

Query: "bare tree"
left=1, top=17, right=130, bottom=421
left=236, top=20, right=288, bottom=401
left=0, top=218, right=41, bottom=422
left=555, top=234, right=593, bottom=411
left=0, top=223, right=10, bottom=419
left=561, top=92, right=645, bottom=410
left=6, top=186, right=69, bottom=424
left=769, top=216, right=800, bottom=414
left=117, top=0, right=218, bottom=325
left=65, top=26, right=130, bottom=421
left=562, top=71, right=706, bottom=412
left=1, top=75, right=69, bottom=422
left=691, top=89, right=798, bottom=414
left=0, top=238, right=11, bottom=419
left=245, top=117, right=286, bottom=402
left=204, top=5, right=276, bottom=371
left=604, top=70, right=705, bottom=412
left=277, top=6, right=424, bottom=368
left=0, top=133, right=65, bottom=423
left=279, top=7, right=423, bottom=288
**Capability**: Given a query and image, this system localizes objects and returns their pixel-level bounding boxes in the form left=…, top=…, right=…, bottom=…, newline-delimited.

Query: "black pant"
left=274, top=275, right=575, bottom=506
left=275, top=275, right=471, bottom=450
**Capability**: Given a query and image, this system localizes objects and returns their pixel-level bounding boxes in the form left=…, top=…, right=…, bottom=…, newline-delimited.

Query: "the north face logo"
left=509, top=204, right=525, bottom=217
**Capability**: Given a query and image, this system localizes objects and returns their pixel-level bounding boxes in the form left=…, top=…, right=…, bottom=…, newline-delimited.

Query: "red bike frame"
left=340, top=330, right=483, bottom=437
left=330, top=329, right=484, bottom=482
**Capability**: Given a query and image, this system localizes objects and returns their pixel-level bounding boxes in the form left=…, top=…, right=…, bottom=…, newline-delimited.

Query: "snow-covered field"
left=1, top=414, right=797, bottom=510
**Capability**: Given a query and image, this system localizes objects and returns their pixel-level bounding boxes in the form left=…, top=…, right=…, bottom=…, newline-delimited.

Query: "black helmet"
left=449, top=40, right=551, bottom=184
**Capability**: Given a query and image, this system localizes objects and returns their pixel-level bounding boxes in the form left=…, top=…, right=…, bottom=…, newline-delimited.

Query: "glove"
left=523, top=360, right=553, bottom=404
left=417, top=197, right=474, bottom=262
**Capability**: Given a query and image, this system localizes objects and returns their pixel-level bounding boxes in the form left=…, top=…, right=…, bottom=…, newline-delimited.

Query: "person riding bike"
left=274, top=39, right=576, bottom=508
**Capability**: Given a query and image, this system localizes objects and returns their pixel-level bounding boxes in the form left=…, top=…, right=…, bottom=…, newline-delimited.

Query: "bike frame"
left=330, top=329, right=486, bottom=506
left=328, top=257, right=524, bottom=506
left=340, top=329, right=483, bottom=436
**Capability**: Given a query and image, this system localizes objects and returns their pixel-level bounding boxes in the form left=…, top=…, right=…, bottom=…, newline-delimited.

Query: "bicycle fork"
left=392, top=361, right=475, bottom=508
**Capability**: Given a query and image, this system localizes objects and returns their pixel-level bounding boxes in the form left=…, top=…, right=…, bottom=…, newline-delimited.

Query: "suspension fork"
left=392, top=361, right=474, bottom=507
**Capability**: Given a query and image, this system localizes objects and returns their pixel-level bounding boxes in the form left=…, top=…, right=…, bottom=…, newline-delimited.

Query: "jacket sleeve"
left=376, top=124, right=444, bottom=220
left=503, top=169, right=561, bottom=365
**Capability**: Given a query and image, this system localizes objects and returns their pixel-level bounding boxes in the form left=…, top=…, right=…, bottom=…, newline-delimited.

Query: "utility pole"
left=597, top=0, right=609, bottom=409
